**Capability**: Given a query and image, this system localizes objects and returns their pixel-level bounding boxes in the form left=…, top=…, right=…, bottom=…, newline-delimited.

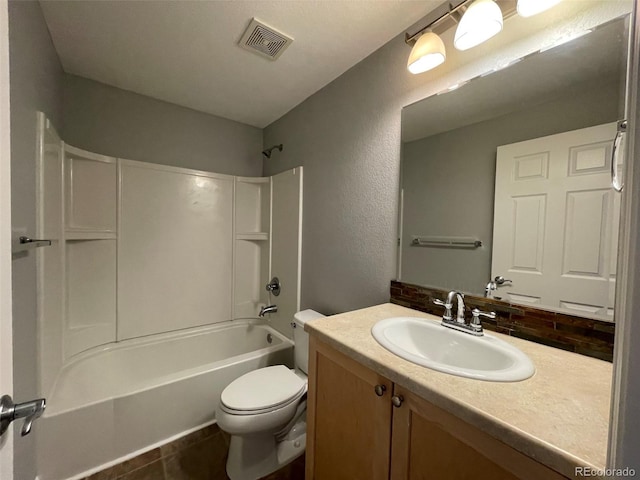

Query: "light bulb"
left=407, top=32, right=446, bottom=74
left=454, top=0, right=503, bottom=51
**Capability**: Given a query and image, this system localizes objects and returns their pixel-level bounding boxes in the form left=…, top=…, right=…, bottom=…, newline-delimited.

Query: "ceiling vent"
left=239, top=18, right=293, bottom=61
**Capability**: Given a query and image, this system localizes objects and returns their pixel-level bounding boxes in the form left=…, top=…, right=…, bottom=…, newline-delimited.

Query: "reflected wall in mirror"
left=399, top=15, right=629, bottom=322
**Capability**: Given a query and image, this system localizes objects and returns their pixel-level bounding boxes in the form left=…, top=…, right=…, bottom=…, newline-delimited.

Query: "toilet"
left=216, top=309, right=325, bottom=480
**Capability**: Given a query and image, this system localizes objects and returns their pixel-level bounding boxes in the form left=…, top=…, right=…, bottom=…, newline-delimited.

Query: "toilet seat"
left=220, top=365, right=306, bottom=415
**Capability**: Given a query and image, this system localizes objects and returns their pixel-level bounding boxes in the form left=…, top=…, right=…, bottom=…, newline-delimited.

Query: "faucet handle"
left=471, top=308, right=496, bottom=322
left=433, top=298, right=451, bottom=308
left=470, top=308, right=495, bottom=335
left=433, top=298, right=453, bottom=321
left=265, top=277, right=281, bottom=296
left=472, top=308, right=496, bottom=320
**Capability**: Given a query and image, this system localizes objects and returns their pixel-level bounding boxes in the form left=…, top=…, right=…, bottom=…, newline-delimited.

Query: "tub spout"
left=259, top=305, right=278, bottom=317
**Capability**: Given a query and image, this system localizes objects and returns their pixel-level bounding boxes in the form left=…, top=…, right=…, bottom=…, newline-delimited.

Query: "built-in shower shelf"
left=66, top=230, right=117, bottom=240
left=236, top=232, right=269, bottom=241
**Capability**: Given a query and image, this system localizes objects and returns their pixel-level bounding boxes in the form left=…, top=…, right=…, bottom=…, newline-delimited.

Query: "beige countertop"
left=305, top=303, right=613, bottom=479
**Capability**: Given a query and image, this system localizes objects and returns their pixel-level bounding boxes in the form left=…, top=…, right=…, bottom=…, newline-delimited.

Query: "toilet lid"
left=221, top=365, right=306, bottom=412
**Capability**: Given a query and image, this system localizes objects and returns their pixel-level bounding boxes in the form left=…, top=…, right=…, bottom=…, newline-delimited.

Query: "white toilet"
left=216, top=309, right=325, bottom=480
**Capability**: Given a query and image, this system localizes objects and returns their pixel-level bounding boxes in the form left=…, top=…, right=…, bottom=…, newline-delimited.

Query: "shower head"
left=262, top=144, right=283, bottom=159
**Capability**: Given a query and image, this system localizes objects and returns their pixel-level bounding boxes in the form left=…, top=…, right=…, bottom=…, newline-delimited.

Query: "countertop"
left=305, top=303, right=612, bottom=479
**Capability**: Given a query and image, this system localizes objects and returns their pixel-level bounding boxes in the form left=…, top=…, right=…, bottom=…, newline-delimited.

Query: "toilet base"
left=226, top=418, right=306, bottom=480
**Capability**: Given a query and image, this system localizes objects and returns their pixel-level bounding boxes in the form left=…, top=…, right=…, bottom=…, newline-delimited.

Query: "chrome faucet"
left=433, top=290, right=465, bottom=323
left=484, top=275, right=512, bottom=298
left=259, top=305, right=278, bottom=317
left=446, top=290, right=466, bottom=323
left=433, top=290, right=495, bottom=336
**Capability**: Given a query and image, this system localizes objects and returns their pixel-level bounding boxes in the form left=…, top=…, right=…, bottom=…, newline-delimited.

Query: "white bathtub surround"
left=234, top=176, right=272, bottom=321
left=37, top=112, right=304, bottom=396
left=217, top=309, right=325, bottom=480
left=233, top=167, right=304, bottom=338
left=268, top=169, right=304, bottom=338
left=35, top=112, right=305, bottom=480
left=118, top=159, right=235, bottom=340
left=37, top=320, right=293, bottom=480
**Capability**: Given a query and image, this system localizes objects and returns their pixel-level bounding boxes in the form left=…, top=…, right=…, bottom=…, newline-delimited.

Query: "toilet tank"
left=293, top=309, right=325, bottom=374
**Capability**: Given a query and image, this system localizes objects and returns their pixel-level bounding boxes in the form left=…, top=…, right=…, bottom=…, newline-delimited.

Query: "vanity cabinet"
left=306, top=337, right=567, bottom=480
left=306, top=336, right=392, bottom=480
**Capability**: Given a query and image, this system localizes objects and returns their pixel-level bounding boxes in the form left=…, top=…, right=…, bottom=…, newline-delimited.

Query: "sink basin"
left=371, top=317, right=535, bottom=382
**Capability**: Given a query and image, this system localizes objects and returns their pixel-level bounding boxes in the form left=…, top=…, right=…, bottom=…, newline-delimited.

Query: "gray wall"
left=63, top=74, right=263, bottom=176
left=263, top=6, right=629, bottom=316
left=261, top=23, right=552, bottom=314
left=401, top=77, right=621, bottom=295
left=263, top=34, right=427, bottom=314
left=261, top=15, right=580, bottom=315
left=8, top=1, right=64, bottom=478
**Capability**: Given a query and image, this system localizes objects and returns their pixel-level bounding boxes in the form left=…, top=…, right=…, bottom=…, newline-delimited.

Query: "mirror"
left=399, top=15, right=629, bottom=322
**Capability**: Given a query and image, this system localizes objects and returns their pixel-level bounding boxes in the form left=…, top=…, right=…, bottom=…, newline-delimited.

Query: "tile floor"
left=81, top=423, right=305, bottom=480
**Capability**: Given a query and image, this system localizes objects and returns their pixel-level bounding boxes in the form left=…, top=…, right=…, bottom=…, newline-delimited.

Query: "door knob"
left=0, top=394, right=46, bottom=437
left=391, top=395, right=404, bottom=408
left=374, top=384, right=387, bottom=396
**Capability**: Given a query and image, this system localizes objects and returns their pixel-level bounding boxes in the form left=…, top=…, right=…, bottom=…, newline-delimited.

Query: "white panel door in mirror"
left=510, top=194, right=546, bottom=273
left=493, top=122, right=617, bottom=319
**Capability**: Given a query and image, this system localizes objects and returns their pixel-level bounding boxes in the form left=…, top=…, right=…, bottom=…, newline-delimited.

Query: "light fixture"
left=404, top=0, right=525, bottom=74
left=407, top=32, right=446, bottom=74
left=517, top=0, right=562, bottom=18
left=454, top=0, right=503, bottom=51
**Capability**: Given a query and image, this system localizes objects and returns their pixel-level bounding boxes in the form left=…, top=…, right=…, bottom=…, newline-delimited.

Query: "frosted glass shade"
left=454, top=0, right=503, bottom=51
left=407, top=32, right=446, bottom=74
left=517, top=0, right=562, bottom=17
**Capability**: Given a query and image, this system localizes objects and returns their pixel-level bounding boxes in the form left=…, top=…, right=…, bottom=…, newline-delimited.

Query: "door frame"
left=608, top=0, right=640, bottom=470
left=0, top=0, right=13, bottom=478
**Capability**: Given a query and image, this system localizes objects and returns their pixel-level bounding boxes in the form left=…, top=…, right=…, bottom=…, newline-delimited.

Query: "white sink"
left=371, top=317, right=535, bottom=382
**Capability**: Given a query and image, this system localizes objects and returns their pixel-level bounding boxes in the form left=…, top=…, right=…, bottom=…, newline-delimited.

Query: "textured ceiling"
left=40, top=0, right=437, bottom=128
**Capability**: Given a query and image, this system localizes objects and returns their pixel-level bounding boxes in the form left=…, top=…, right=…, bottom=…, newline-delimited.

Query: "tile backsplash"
left=390, top=281, right=614, bottom=362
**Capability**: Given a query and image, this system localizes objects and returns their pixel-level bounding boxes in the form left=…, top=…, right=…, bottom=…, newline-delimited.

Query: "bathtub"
left=36, top=320, right=293, bottom=480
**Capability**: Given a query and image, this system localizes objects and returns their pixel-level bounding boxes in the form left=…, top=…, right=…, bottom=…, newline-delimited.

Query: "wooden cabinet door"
left=306, top=337, right=393, bottom=480
left=390, top=385, right=567, bottom=480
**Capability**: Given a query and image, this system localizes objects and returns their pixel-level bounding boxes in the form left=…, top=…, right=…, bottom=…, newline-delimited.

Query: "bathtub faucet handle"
left=265, top=277, right=281, bottom=297
left=0, top=394, right=46, bottom=437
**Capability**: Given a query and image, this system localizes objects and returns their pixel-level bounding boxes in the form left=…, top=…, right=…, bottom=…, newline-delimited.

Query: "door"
left=492, top=123, right=619, bottom=318
left=268, top=167, right=303, bottom=336
left=306, top=337, right=392, bottom=480
left=389, top=386, right=564, bottom=480
left=0, top=0, right=13, bottom=477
